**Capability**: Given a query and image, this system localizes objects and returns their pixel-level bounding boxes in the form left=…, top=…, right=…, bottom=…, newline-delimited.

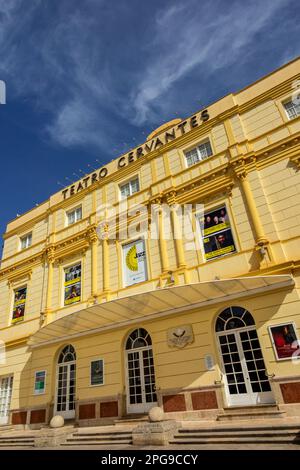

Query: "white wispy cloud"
left=0, top=0, right=297, bottom=151
left=132, top=0, right=292, bottom=123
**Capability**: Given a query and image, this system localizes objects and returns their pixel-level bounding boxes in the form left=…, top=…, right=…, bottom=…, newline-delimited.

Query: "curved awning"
left=28, top=275, right=294, bottom=348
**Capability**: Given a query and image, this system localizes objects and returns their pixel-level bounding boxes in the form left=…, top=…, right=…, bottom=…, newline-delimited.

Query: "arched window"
left=215, top=306, right=255, bottom=332
left=58, top=345, right=76, bottom=363
left=126, top=328, right=152, bottom=350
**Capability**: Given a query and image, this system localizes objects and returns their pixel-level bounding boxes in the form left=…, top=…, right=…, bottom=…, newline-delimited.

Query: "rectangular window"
left=185, top=140, right=213, bottom=167
left=90, top=360, right=104, bottom=386
left=12, top=286, right=27, bottom=324
left=122, top=239, right=147, bottom=286
left=64, top=263, right=82, bottom=305
left=120, top=177, right=140, bottom=199
left=67, top=206, right=82, bottom=226
left=20, top=233, right=32, bottom=250
left=198, top=206, right=236, bottom=261
left=34, top=371, right=46, bottom=395
left=283, top=99, right=300, bottom=120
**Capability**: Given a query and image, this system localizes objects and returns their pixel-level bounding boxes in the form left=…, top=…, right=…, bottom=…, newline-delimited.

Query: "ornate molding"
left=0, top=254, right=42, bottom=281
left=45, top=245, right=55, bottom=264
left=7, top=267, right=32, bottom=287
left=164, top=189, right=177, bottom=205
left=289, top=154, right=300, bottom=170
left=87, top=226, right=98, bottom=244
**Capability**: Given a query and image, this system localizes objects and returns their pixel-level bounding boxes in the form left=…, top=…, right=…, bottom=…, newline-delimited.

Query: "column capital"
left=45, top=245, right=55, bottom=264
left=231, top=158, right=248, bottom=181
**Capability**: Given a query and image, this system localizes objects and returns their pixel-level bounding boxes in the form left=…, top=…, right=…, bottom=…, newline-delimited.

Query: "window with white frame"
left=185, top=140, right=213, bottom=167
left=67, top=206, right=82, bottom=226
left=283, top=98, right=300, bottom=120
left=20, top=233, right=32, bottom=250
left=120, top=177, right=140, bottom=199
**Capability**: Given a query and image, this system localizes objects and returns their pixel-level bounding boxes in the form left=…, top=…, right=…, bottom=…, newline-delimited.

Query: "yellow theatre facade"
left=1, top=58, right=300, bottom=427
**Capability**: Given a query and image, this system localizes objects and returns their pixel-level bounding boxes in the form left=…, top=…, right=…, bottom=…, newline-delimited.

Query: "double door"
left=0, top=376, right=13, bottom=425
left=55, top=362, right=76, bottom=419
left=218, top=327, right=274, bottom=406
left=126, top=347, right=157, bottom=414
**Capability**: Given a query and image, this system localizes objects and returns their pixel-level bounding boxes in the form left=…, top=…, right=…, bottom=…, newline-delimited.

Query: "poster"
left=90, top=360, right=104, bottom=386
left=202, top=206, right=231, bottom=237
left=269, top=323, right=300, bottom=360
left=123, top=239, right=147, bottom=286
left=34, top=371, right=46, bottom=395
left=199, top=206, right=236, bottom=260
left=64, top=263, right=81, bottom=305
left=12, top=286, right=27, bottom=324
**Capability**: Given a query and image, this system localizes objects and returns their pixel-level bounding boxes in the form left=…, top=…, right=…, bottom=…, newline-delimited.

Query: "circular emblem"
left=126, top=245, right=138, bottom=271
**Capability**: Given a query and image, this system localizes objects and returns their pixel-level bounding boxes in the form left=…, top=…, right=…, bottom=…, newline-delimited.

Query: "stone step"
left=0, top=437, right=36, bottom=442
left=67, top=434, right=132, bottom=442
left=175, top=430, right=300, bottom=438
left=171, top=422, right=300, bottom=445
left=64, top=441, right=132, bottom=446
left=74, top=431, right=132, bottom=437
left=0, top=444, right=34, bottom=448
left=170, top=436, right=300, bottom=444
left=222, top=405, right=279, bottom=413
left=178, top=424, right=300, bottom=433
left=114, top=417, right=148, bottom=426
left=217, top=411, right=285, bottom=421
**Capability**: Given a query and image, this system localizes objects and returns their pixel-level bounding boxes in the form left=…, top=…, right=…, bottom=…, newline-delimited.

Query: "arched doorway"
left=216, top=306, right=274, bottom=406
left=125, top=328, right=157, bottom=414
left=55, top=345, right=76, bottom=419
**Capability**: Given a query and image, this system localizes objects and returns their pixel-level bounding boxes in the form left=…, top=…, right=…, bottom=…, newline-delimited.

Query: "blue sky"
left=0, top=0, right=299, bottom=246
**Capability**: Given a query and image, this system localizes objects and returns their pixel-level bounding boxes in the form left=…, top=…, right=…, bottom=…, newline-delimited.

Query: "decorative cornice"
left=0, top=254, right=43, bottom=281
left=164, top=189, right=177, bottom=205
left=87, top=225, right=99, bottom=244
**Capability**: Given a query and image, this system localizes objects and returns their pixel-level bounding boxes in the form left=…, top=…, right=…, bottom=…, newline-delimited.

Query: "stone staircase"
left=0, top=432, right=36, bottom=448
left=64, top=425, right=133, bottom=447
left=216, top=404, right=285, bottom=422
left=170, top=422, right=300, bottom=445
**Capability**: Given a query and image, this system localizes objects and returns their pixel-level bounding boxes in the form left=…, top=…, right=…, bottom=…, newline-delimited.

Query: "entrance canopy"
left=28, top=275, right=293, bottom=349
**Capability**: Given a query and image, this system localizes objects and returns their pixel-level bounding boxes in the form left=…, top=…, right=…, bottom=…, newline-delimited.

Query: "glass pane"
left=198, top=141, right=213, bottom=160
left=185, top=148, right=199, bottom=167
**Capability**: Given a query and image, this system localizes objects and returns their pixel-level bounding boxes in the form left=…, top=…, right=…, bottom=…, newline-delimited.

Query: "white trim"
left=20, top=232, right=32, bottom=251
left=28, top=276, right=294, bottom=349
left=119, top=175, right=140, bottom=200
left=66, top=205, right=83, bottom=227
left=217, top=327, right=274, bottom=406
left=184, top=138, right=213, bottom=168
left=125, top=343, right=157, bottom=414
left=0, top=375, right=13, bottom=426
left=54, top=360, right=76, bottom=420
